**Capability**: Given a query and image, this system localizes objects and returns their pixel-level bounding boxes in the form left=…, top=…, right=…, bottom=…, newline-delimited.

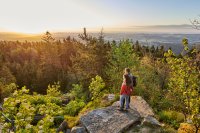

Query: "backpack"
left=125, top=74, right=132, bottom=86
left=132, top=76, right=137, bottom=87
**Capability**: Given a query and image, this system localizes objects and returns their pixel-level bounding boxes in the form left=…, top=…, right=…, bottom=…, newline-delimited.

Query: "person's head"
left=124, top=74, right=131, bottom=86
left=124, top=68, right=130, bottom=74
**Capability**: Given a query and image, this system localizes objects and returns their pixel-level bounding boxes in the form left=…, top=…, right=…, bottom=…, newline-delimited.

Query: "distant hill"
left=1, top=32, right=200, bottom=44
left=52, top=32, right=200, bottom=54
left=0, top=32, right=200, bottom=54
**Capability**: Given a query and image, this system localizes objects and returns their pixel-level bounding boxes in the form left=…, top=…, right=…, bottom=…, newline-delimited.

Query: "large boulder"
left=129, top=96, right=162, bottom=129
left=80, top=106, right=141, bottom=133
left=80, top=96, right=162, bottom=133
left=129, top=96, right=154, bottom=117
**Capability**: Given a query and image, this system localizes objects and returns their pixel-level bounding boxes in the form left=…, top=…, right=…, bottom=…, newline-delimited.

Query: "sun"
left=4, top=27, right=47, bottom=34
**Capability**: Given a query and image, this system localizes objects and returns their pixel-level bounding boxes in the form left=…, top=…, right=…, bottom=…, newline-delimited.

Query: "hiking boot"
left=126, top=105, right=130, bottom=109
left=118, top=108, right=124, bottom=111
left=124, top=109, right=129, bottom=112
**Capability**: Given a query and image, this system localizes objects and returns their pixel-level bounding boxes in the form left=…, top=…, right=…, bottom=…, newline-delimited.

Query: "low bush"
left=0, top=82, right=17, bottom=101
left=1, top=87, right=64, bottom=132
left=158, top=110, right=184, bottom=129
left=178, top=123, right=200, bottom=133
left=64, top=100, right=86, bottom=116
left=64, top=115, right=79, bottom=128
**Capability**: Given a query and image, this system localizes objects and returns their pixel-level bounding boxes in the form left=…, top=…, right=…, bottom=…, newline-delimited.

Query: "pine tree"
left=106, top=40, right=139, bottom=92
left=42, top=31, right=55, bottom=44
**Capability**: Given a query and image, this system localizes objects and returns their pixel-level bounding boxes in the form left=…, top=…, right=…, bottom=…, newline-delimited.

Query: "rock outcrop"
left=80, top=96, right=162, bottom=133
left=81, top=106, right=141, bottom=133
left=129, top=96, right=154, bottom=117
left=71, top=126, right=87, bottom=133
left=142, top=116, right=162, bottom=127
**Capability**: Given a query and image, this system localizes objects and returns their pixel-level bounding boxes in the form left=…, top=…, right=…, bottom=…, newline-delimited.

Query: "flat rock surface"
left=80, top=96, right=162, bottom=133
left=80, top=105, right=141, bottom=133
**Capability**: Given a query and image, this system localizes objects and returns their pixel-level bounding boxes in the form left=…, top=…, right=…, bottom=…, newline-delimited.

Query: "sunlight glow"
left=0, top=0, right=119, bottom=33
left=0, top=0, right=199, bottom=33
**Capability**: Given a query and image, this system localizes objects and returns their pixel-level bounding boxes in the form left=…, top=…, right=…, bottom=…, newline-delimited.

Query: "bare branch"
left=190, top=16, right=200, bottom=30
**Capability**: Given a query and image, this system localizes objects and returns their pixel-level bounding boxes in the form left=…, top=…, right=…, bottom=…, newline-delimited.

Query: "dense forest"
left=0, top=29, right=199, bottom=132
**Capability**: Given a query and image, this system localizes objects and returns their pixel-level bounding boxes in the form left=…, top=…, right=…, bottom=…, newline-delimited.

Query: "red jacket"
left=120, top=84, right=132, bottom=95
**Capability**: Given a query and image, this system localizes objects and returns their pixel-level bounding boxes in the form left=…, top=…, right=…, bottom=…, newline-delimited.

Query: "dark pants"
left=120, top=95, right=129, bottom=109
left=122, top=96, right=130, bottom=108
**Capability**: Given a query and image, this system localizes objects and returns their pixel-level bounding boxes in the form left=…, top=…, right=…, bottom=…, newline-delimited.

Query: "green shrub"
left=79, top=99, right=103, bottom=116
left=46, top=82, right=61, bottom=97
left=29, top=95, right=62, bottom=106
left=68, top=84, right=87, bottom=101
left=114, top=94, right=120, bottom=101
left=64, top=100, right=86, bottom=116
left=78, top=101, right=94, bottom=116
left=178, top=123, right=200, bottom=133
left=29, top=95, right=47, bottom=105
left=160, top=125, right=177, bottom=133
left=158, top=110, right=184, bottom=129
left=89, top=75, right=105, bottom=100
left=64, top=115, right=79, bottom=128
left=1, top=87, right=65, bottom=132
left=0, top=82, right=17, bottom=101
left=54, top=116, right=64, bottom=127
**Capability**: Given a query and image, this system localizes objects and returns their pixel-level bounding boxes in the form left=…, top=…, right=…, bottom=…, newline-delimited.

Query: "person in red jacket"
left=119, top=74, right=132, bottom=111
left=123, top=68, right=134, bottom=108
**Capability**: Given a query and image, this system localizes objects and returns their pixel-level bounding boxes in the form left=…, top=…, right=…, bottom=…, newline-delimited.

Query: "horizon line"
left=0, top=24, right=199, bottom=35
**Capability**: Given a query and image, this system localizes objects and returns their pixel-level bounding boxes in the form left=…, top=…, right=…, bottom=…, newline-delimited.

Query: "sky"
left=0, top=0, right=200, bottom=33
